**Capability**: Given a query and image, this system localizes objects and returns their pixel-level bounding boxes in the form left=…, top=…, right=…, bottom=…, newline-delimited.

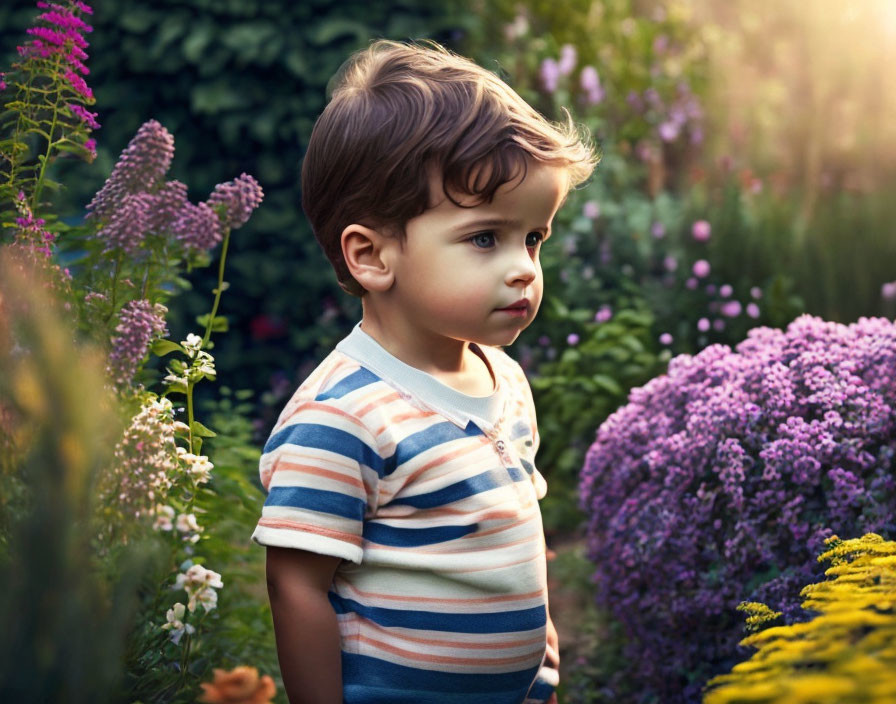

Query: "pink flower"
left=68, top=102, right=99, bottom=129
left=651, top=222, right=665, bottom=239
left=697, top=318, right=710, bottom=332
left=719, top=284, right=732, bottom=298
left=721, top=300, right=742, bottom=317
left=751, top=286, right=763, bottom=299
left=582, top=200, right=600, bottom=219
left=685, top=277, right=698, bottom=290
left=579, top=65, right=604, bottom=105
left=746, top=303, right=760, bottom=318
left=712, top=318, right=726, bottom=331
left=692, top=220, right=711, bottom=242
left=664, top=255, right=678, bottom=272
left=595, top=306, right=613, bottom=323
left=567, top=333, right=580, bottom=346
left=558, top=44, right=577, bottom=76
left=692, top=259, right=711, bottom=278
left=206, top=173, right=264, bottom=230
left=658, top=121, right=679, bottom=142
left=540, top=58, right=560, bottom=92
left=881, top=282, right=896, bottom=302
left=659, top=333, right=673, bottom=345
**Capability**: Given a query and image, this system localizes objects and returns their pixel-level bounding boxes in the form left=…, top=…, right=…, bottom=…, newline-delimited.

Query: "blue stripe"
left=389, top=421, right=484, bottom=475
left=387, top=468, right=516, bottom=509
left=265, top=486, right=365, bottom=521
left=520, top=458, right=535, bottom=476
left=362, top=521, right=478, bottom=547
left=314, top=368, right=379, bottom=401
left=526, top=679, right=556, bottom=701
left=264, top=423, right=385, bottom=477
left=342, top=652, right=540, bottom=701
left=329, top=594, right=546, bottom=633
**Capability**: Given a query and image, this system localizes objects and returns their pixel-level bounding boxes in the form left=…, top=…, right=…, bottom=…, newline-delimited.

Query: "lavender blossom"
left=106, top=299, right=169, bottom=388
left=173, top=201, right=222, bottom=252
left=86, top=120, right=175, bottom=221
left=579, top=315, right=896, bottom=702
left=205, top=173, right=264, bottom=230
left=540, top=58, right=559, bottom=93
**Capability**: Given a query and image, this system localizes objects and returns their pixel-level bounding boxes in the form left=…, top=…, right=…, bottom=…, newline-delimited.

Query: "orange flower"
left=198, top=666, right=276, bottom=704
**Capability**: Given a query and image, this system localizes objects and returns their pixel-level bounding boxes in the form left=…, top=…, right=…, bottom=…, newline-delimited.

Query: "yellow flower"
left=197, top=666, right=276, bottom=704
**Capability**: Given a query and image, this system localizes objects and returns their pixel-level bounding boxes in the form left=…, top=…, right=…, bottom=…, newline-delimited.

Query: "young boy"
left=252, top=39, right=596, bottom=704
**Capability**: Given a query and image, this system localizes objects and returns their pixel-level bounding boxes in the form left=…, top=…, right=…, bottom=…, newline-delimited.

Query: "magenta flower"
left=719, top=284, right=732, bottom=298
left=697, top=317, right=710, bottom=332
left=68, top=102, right=99, bottom=129
left=567, top=333, right=580, bottom=346
left=659, top=333, right=673, bottom=345
left=692, top=259, right=711, bottom=278
left=746, top=302, right=760, bottom=318
left=692, top=220, right=711, bottom=242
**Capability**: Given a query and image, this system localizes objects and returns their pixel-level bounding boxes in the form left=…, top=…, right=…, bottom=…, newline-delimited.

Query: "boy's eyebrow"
left=453, top=217, right=548, bottom=232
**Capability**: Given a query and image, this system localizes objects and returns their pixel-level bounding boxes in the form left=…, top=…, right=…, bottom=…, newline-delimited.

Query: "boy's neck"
left=358, top=308, right=496, bottom=396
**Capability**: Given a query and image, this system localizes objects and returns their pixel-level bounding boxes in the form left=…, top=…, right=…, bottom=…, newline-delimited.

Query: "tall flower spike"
left=173, top=201, right=222, bottom=252
left=206, top=173, right=264, bottom=230
left=86, top=120, right=174, bottom=221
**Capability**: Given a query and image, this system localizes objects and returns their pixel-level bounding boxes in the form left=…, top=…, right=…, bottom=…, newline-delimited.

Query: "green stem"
left=31, top=56, right=64, bottom=213
left=200, top=226, right=231, bottom=349
left=186, top=381, right=196, bottom=454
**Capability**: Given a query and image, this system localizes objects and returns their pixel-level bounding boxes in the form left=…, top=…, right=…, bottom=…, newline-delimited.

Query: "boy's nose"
left=504, top=248, right=538, bottom=286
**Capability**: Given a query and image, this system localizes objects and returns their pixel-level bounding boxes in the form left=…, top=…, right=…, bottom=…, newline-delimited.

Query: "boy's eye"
left=470, top=232, right=496, bottom=249
left=526, top=232, right=545, bottom=248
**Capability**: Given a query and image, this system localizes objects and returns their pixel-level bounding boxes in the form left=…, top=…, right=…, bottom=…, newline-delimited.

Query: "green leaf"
left=592, top=374, right=623, bottom=396
left=196, top=314, right=228, bottom=332
left=191, top=420, right=217, bottom=438
left=150, top=339, right=184, bottom=357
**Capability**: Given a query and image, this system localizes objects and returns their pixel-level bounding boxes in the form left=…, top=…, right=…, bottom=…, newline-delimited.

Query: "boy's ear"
left=341, top=224, right=395, bottom=293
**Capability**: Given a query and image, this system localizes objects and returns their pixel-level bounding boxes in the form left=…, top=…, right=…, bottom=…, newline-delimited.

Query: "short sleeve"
left=251, top=401, right=381, bottom=564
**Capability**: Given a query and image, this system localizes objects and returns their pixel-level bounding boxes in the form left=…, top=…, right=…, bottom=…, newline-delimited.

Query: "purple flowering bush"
left=579, top=314, right=896, bottom=702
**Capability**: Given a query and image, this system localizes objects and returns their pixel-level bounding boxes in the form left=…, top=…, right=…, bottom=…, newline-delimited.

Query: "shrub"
left=704, top=533, right=896, bottom=704
left=579, top=314, right=896, bottom=702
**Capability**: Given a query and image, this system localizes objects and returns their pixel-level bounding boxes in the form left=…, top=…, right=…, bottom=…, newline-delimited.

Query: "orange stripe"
left=336, top=583, right=544, bottom=605
left=400, top=439, right=491, bottom=485
left=372, top=408, right=440, bottom=435
left=279, top=400, right=370, bottom=434
left=345, top=634, right=542, bottom=667
left=257, top=518, right=362, bottom=547
left=272, top=461, right=365, bottom=491
left=356, top=390, right=402, bottom=419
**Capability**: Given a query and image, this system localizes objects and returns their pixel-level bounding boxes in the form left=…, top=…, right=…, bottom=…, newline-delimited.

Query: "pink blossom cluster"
left=17, top=1, right=97, bottom=110
left=580, top=314, right=896, bottom=701
left=106, top=299, right=169, bottom=388
left=206, top=173, right=264, bottom=230
left=12, top=191, right=55, bottom=258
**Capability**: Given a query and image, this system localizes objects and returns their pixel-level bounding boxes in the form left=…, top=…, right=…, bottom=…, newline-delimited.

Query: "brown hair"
left=301, top=39, right=598, bottom=297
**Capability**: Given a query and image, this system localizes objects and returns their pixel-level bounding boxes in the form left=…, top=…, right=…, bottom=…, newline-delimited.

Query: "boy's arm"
left=266, top=546, right=344, bottom=704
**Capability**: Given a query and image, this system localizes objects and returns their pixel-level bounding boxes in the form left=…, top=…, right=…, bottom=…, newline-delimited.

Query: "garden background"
left=1, top=0, right=895, bottom=702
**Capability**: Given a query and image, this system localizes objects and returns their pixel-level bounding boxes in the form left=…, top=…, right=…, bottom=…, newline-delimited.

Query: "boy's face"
left=383, top=159, right=568, bottom=351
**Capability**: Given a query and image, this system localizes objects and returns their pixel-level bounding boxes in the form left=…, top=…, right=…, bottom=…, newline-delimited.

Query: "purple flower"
left=685, top=277, right=698, bottom=290
left=538, top=335, right=550, bottom=347
left=540, top=58, right=560, bottom=92
left=87, top=120, right=175, bottom=221
left=651, top=222, right=665, bottom=239
left=97, top=192, right=154, bottom=254
left=580, top=315, right=896, bottom=701
left=692, top=219, right=711, bottom=242
left=664, top=255, right=678, bottom=272
left=713, top=318, right=726, bottom=331
left=579, top=65, right=604, bottom=105
left=746, top=302, right=760, bottom=319
left=595, top=306, right=613, bottom=323
left=205, top=173, right=264, bottom=230
left=106, top=299, right=169, bottom=388
left=68, top=102, right=99, bottom=129
left=659, top=333, right=673, bottom=345
left=582, top=200, right=600, bottom=219
left=697, top=317, right=710, bottom=332
left=751, top=286, right=763, bottom=299
left=721, top=300, right=742, bottom=318
left=692, top=259, right=711, bottom=278
left=719, top=284, right=732, bottom=298
left=558, top=44, right=577, bottom=76
left=567, top=333, right=580, bottom=346
left=173, top=202, right=222, bottom=252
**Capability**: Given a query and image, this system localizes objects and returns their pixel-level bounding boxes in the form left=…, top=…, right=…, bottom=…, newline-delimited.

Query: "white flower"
left=152, top=505, right=175, bottom=531
left=190, top=455, right=213, bottom=484
left=181, top=333, right=203, bottom=357
left=172, top=421, right=190, bottom=434
left=175, top=563, right=223, bottom=612
left=161, top=602, right=195, bottom=644
left=176, top=512, right=201, bottom=534
left=163, top=369, right=189, bottom=389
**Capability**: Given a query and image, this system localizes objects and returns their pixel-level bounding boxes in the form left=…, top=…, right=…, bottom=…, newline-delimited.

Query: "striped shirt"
left=252, top=323, right=553, bottom=703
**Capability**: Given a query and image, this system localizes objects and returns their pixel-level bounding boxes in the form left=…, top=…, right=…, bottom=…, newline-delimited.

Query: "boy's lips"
left=495, top=298, right=530, bottom=316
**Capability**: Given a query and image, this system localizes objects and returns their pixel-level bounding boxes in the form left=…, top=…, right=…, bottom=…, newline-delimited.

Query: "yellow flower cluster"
left=704, top=533, right=896, bottom=704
